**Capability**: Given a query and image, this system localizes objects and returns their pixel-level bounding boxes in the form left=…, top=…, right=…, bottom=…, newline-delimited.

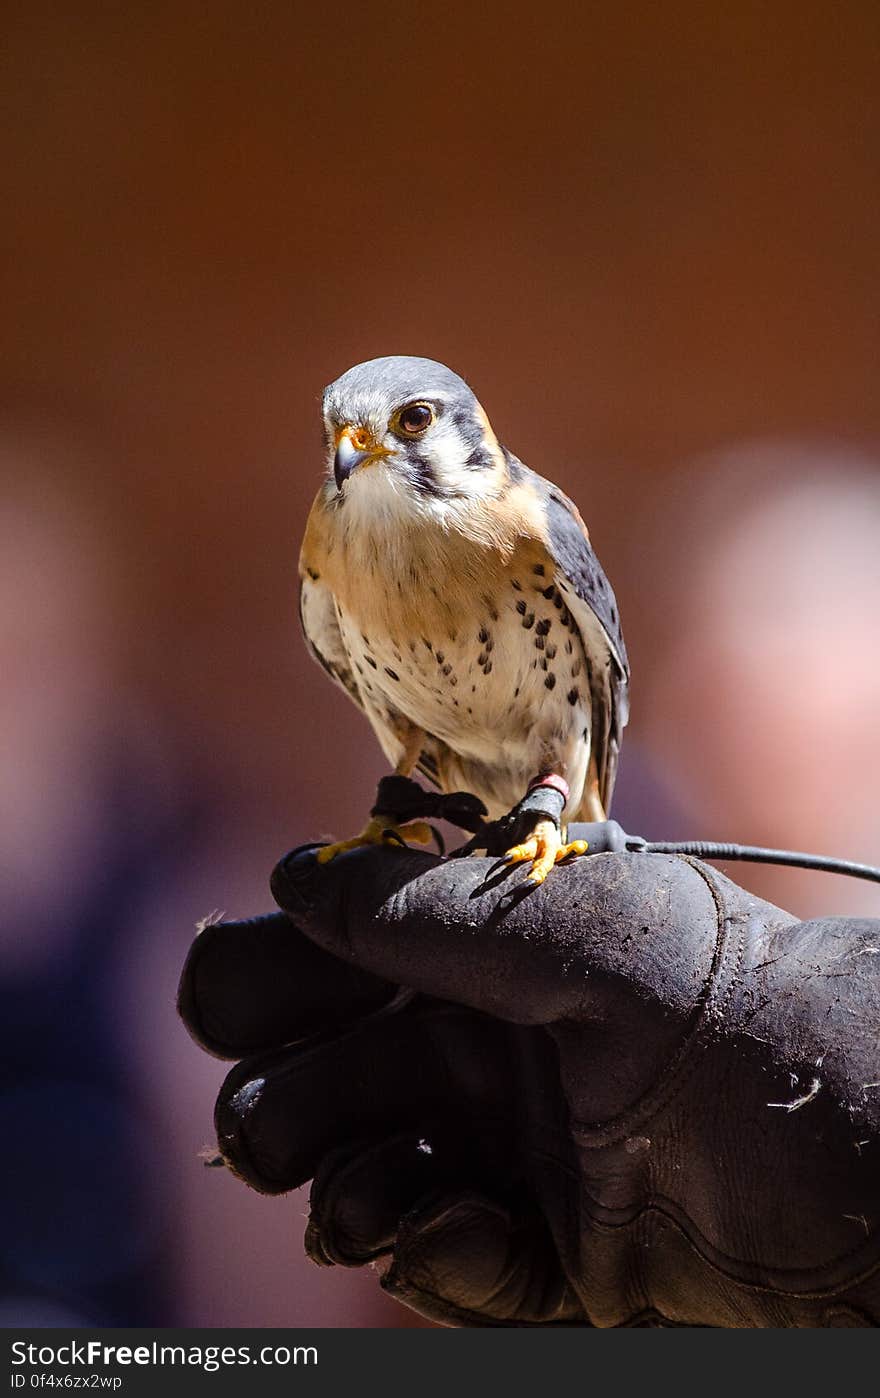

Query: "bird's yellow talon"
left=555, top=838, right=589, bottom=863
left=503, top=839, right=540, bottom=866
left=387, top=821, right=433, bottom=846
left=529, top=849, right=558, bottom=884
left=316, top=838, right=362, bottom=864
left=502, top=822, right=589, bottom=884
left=317, top=815, right=432, bottom=865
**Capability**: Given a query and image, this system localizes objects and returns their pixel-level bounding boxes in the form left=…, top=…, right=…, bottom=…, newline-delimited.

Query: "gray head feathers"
left=322, top=356, right=476, bottom=426
left=319, top=356, right=503, bottom=502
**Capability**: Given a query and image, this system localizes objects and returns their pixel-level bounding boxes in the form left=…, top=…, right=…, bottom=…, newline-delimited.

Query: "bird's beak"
left=333, top=426, right=387, bottom=491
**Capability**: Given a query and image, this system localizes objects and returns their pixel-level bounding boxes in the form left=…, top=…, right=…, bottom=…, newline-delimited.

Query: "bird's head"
left=321, top=356, right=507, bottom=510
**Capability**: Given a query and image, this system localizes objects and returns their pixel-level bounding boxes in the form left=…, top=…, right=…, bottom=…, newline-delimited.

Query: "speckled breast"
left=333, top=554, right=594, bottom=818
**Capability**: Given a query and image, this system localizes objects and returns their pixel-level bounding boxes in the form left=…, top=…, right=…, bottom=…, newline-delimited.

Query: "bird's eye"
left=396, top=402, right=433, bottom=436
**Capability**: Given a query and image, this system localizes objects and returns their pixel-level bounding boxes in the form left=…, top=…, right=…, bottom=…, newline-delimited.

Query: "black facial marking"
left=306, top=567, right=320, bottom=580
left=478, top=626, right=489, bottom=644
left=366, top=656, right=377, bottom=669
left=541, top=585, right=555, bottom=600
left=450, top=405, right=476, bottom=435
left=446, top=408, right=490, bottom=472
left=564, top=639, right=573, bottom=654
left=540, top=657, right=549, bottom=671
left=521, top=612, right=535, bottom=629
left=406, top=456, right=448, bottom=500
left=511, top=579, right=522, bottom=591
left=567, top=687, right=579, bottom=705
left=435, top=651, right=445, bottom=664
left=441, top=663, right=452, bottom=676
left=546, top=643, right=557, bottom=660
left=533, top=564, right=546, bottom=577
left=483, top=659, right=493, bottom=674
left=477, top=651, right=487, bottom=667
left=535, top=618, right=551, bottom=636
left=535, top=636, right=545, bottom=651
left=553, top=593, right=563, bottom=610
left=464, top=446, right=495, bottom=470
left=384, top=667, right=400, bottom=681
left=422, top=638, right=433, bottom=651
left=515, top=599, right=527, bottom=616
left=545, top=673, right=556, bottom=690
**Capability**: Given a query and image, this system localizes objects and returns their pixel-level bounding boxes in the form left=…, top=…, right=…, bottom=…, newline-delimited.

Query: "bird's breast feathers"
left=301, top=474, right=550, bottom=649
left=300, top=478, right=614, bottom=816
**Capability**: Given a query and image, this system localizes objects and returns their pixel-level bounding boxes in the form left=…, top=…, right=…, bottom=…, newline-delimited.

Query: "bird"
left=298, top=355, right=629, bottom=884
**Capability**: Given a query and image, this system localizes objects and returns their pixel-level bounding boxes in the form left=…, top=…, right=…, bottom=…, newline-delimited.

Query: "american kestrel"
left=298, top=356, right=629, bottom=884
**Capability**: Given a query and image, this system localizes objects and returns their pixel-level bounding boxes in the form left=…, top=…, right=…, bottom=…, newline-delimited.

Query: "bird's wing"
left=515, top=459, right=630, bottom=814
left=546, top=489, right=629, bottom=813
left=299, top=573, right=444, bottom=784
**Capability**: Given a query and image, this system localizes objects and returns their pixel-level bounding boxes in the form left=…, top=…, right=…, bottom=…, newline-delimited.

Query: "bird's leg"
left=501, top=775, right=589, bottom=887
left=316, top=727, right=433, bottom=865
left=504, top=820, right=590, bottom=885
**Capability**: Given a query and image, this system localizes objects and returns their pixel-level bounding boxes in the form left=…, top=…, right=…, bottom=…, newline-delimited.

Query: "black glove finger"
left=271, top=844, right=718, bottom=1026
left=381, top=1191, right=585, bottom=1328
left=303, top=1122, right=514, bottom=1268
left=214, top=997, right=516, bottom=1194
left=178, top=911, right=397, bottom=1059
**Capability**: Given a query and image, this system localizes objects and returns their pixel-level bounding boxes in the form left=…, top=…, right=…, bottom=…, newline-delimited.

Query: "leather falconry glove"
left=178, top=842, right=880, bottom=1327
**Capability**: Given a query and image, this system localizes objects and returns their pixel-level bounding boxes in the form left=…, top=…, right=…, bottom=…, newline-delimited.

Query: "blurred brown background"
left=2, top=0, right=878, bottom=1328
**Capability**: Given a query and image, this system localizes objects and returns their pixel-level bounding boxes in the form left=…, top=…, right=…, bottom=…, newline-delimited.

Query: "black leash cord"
left=561, top=822, right=880, bottom=886
left=638, top=842, right=880, bottom=886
